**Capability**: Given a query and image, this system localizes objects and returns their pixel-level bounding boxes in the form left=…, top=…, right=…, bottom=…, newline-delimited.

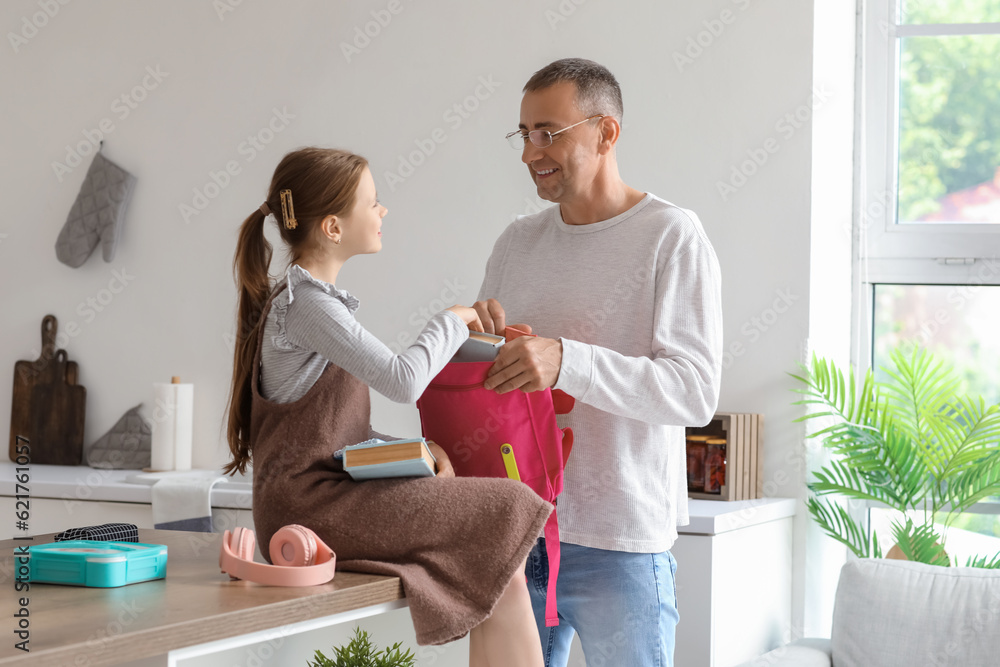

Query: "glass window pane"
left=873, top=284, right=1000, bottom=405
left=869, top=507, right=1000, bottom=564
left=900, top=0, right=1000, bottom=24
left=872, top=283, right=1000, bottom=509
left=897, top=35, right=1000, bottom=224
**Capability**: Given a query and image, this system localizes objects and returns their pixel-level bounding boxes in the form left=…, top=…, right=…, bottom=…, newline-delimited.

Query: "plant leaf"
left=809, top=457, right=909, bottom=510
left=879, top=347, right=961, bottom=467
left=965, top=553, right=1000, bottom=569
left=807, top=496, right=879, bottom=559
left=943, top=454, right=1000, bottom=514
left=791, top=348, right=1000, bottom=570
left=889, top=517, right=950, bottom=566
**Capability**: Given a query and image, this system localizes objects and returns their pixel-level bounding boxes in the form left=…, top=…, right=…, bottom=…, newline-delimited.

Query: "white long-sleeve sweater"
left=477, top=193, right=723, bottom=552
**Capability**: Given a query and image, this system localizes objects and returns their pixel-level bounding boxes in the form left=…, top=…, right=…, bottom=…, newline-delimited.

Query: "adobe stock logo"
left=213, top=0, right=244, bottom=21
left=179, top=107, right=295, bottom=223
left=382, top=76, right=501, bottom=192
left=51, top=65, right=170, bottom=182
left=340, top=0, right=410, bottom=63
left=722, top=287, right=799, bottom=369
left=716, top=84, right=833, bottom=202
left=545, top=0, right=589, bottom=30
left=672, top=0, right=754, bottom=73
left=7, top=0, right=72, bottom=54
left=386, top=277, right=470, bottom=355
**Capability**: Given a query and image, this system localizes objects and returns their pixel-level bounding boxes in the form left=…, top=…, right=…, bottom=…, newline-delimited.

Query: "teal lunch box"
left=27, top=540, right=168, bottom=587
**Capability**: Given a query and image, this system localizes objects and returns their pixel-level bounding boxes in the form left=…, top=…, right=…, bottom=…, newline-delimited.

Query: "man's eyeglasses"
left=505, top=114, right=605, bottom=150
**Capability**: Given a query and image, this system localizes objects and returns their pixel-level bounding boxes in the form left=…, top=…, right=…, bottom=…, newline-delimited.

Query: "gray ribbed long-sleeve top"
left=260, top=264, right=470, bottom=408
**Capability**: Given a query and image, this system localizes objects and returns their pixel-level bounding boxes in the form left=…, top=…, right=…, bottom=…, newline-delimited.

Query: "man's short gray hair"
left=523, top=58, right=624, bottom=124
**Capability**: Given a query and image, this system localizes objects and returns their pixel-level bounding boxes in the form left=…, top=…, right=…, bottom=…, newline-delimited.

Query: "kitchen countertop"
left=0, top=462, right=795, bottom=533
left=0, top=529, right=405, bottom=666
left=0, top=461, right=251, bottom=510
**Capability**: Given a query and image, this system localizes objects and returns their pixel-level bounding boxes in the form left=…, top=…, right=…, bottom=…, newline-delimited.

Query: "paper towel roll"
left=151, top=383, right=175, bottom=471
left=150, top=381, right=194, bottom=471
left=172, top=383, right=194, bottom=471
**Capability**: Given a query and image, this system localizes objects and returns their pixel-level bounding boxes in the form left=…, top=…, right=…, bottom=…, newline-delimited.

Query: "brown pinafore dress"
left=249, top=284, right=553, bottom=646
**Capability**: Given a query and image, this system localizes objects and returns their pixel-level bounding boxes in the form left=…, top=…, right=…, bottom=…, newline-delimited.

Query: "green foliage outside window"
left=897, top=1, right=1000, bottom=221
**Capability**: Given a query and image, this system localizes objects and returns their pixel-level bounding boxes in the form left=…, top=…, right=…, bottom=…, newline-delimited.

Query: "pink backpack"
left=415, top=328, right=574, bottom=627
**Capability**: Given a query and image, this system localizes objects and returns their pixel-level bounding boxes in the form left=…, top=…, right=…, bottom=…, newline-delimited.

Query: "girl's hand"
left=446, top=305, right=485, bottom=333
left=427, top=440, right=455, bottom=478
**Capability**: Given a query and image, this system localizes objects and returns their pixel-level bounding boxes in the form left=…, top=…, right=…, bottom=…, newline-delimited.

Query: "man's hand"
left=484, top=335, right=562, bottom=393
left=472, top=298, right=506, bottom=335
left=427, top=440, right=455, bottom=478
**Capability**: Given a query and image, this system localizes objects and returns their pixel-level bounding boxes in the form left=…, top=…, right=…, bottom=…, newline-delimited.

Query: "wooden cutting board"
left=29, top=348, right=87, bottom=465
left=9, top=316, right=84, bottom=463
left=10, top=315, right=58, bottom=460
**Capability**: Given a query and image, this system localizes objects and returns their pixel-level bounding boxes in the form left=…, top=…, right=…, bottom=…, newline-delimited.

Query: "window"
left=868, top=505, right=1000, bottom=563
left=866, top=284, right=1000, bottom=556
left=860, top=0, right=1000, bottom=262
left=856, top=0, right=1000, bottom=555
left=872, top=284, right=1000, bottom=406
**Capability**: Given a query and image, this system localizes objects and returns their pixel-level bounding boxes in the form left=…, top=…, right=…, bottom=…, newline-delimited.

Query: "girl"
left=225, top=147, right=550, bottom=666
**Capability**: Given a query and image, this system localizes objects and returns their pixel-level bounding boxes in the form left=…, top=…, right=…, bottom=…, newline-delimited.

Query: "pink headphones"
left=219, top=525, right=337, bottom=586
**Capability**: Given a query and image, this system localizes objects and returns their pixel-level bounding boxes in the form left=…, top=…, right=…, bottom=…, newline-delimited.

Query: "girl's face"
left=339, top=167, right=386, bottom=255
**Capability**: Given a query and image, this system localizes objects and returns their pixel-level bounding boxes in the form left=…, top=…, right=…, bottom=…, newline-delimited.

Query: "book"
left=342, top=438, right=437, bottom=481
left=452, top=331, right=506, bottom=362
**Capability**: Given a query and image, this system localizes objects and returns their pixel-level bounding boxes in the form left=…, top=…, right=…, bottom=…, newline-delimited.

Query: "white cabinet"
left=672, top=505, right=794, bottom=667
left=564, top=498, right=795, bottom=667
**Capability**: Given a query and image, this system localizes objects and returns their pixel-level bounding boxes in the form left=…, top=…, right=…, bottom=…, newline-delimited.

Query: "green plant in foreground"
left=307, top=627, right=416, bottom=667
left=791, top=346, right=1000, bottom=567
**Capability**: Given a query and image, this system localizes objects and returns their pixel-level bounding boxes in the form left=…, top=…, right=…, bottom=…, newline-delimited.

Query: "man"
left=473, top=58, right=723, bottom=667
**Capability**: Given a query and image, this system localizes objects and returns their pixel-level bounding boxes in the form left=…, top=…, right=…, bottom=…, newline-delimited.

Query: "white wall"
left=803, top=0, right=858, bottom=640
left=1, top=0, right=855, bottom=649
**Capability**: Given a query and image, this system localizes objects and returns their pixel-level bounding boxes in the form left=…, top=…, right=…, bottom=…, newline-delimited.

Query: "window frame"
left=851, top=0, right=1000, bottom=548
left=859, top=0, right=1000, bottom=263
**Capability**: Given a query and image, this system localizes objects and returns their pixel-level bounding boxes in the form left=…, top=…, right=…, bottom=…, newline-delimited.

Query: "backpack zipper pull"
left=500, top=444, right=520, bottom=482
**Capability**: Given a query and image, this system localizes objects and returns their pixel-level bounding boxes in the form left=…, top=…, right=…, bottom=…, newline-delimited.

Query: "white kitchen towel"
left=151, top=470, right=226, bottom=532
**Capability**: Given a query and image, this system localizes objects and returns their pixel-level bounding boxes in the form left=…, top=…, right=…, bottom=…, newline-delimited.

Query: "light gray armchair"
left=738, top=558, right=1000, bottom=667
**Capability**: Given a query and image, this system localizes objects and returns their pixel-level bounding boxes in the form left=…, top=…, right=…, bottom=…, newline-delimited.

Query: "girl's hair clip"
left=280, top=189, right=297, bottom=230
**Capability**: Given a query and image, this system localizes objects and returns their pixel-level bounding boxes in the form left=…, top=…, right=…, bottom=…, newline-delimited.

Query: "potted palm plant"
left=792, top=346, right=1000, bottom=567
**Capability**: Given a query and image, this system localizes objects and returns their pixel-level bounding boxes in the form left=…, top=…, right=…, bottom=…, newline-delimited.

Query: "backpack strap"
left=543, top=510, right=561, bottom=627
left=561, top=427, right=573, bottom=467
left=551, top=389, right=575, bottom=415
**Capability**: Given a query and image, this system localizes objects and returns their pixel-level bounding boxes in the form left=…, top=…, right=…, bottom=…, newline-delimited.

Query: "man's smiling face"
left=518, top=81, right=604, bottom=205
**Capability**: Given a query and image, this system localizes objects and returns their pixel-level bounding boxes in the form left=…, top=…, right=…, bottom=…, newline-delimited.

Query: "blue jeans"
left=525, top=537, right=679, bottom=667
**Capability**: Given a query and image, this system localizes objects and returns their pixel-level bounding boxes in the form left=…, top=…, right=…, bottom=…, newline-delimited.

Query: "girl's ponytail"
left=224, top=206, right=273, bottom=475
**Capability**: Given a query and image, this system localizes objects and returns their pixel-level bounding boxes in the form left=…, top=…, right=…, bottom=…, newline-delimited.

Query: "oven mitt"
left=55, top=150, right=137, bottom=268
left=86, top=403, right=152, bottom=470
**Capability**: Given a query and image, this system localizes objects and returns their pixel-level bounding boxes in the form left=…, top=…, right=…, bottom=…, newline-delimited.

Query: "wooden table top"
left=0, top=530, right=404, bottom=666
